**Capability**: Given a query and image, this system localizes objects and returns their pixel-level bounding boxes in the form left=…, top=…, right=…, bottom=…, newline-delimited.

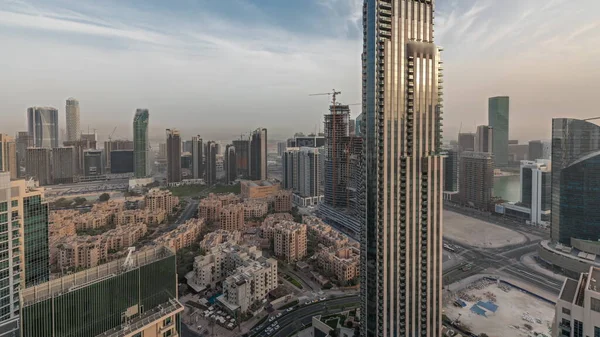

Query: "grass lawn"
left=211, top=184, right=241, bottom=194
left=283, top=274, right=303, bottom=289
left=168, top=185, right=208, bottom=197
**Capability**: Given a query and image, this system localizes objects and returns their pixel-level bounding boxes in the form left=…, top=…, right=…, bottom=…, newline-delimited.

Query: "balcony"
left=97, top=299, right=183, bottom=337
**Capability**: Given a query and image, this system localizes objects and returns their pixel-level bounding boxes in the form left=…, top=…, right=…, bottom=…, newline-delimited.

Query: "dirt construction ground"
left=444, top=211, right=527, bottom=248
left=445, top=280, right=554, bottom=337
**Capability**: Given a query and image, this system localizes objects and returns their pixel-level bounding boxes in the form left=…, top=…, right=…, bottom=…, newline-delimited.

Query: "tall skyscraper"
left=488, top=96, right=510, bottom=167
left=52, top=147, right=75, bottom=184
left=0, top=134, right=17, bottom=180
left=475, top=125, right=493, bottom=153
left=444, top=149, right=459, bottom=192
left=0, top=173, right=22, bottom=337
left=250, top=128, right=268, bottom=180
left=83, top=149, right=103, bottom=177
left=191, top=136, right=204, bottom=180
left=104, top=139, right=133, bottom=173
left=361, top=1, right=444, bottom=336
left=206, top=141, right=217, bottom=185
left=25, top=148, right=52, bottom=186
left=65, top=98, right=80, bottom=142
left=551, top=118, right=600, bottom=245
left=459, top=152, right=494, bottom=210
left=520, top=160, right=551, bottom=225
left=458, top=132, right=475, bottom=154
left=225, top=144, right=237, bottom=184
left=233, top=138, right=250, bottom=178
left=528, top=140, right=545, bottom=161
left=27, top=106, right=59, bottom=148
left=283, top=147, right=323, bottom=207
left=133, top=109, right=149, bottom=178
left=166, top=129, right=182, bottom=183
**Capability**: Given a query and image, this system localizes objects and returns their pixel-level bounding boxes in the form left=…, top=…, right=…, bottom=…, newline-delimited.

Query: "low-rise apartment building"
left=317, top=246, right=360, bottom=284
left=304, top=216, right=349, bottom=249
left=273, top=190, right=292, bottom=212
left=220, top=203, right=245, bottom=232
left=221, top=258, right=278, bottom=313
left=199, top=229, right=242, bottom=251
left=186, top=243, right=277, bottom=308
left=115, top=209, right=166, bottom=226
left=145, top=188, right=180, bottom=213
left=241, top=199, right=269, bottom=220
left=154, top=218, right=204, bottom=252
left=262, top=220, right=307, bottom=262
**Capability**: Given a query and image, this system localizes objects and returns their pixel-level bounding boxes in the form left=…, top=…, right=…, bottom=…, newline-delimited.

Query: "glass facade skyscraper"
left=27, top=107, right=59, bottom=149
left=551, top=118, right=600, bottom=245
left=133, top=109, right=149, bottom=178
left=360, top=1, right=444, bottom=336
left=488, top=96, right=509, bottom=167
left=22, top=193, right=49, bottom=287
left=444, top=149, right=458, bottom=192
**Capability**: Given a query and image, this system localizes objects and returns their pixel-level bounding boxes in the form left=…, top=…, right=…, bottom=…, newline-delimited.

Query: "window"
left=164, top=316, right=172, bottom=326
left=574, top=319, right=583, bottom=337
left=595, top=326, right=600, bottom=337
left=591, top=297, right=600, bottom=313
left=10, top=201, right=17, bottom=208
left=163, top=330, right=173, bottom=337
left=0, top=203, right=6, bottom=212
left=133, top=333, right=142, bottom=337
left=562, top=307, right=571, bottom=315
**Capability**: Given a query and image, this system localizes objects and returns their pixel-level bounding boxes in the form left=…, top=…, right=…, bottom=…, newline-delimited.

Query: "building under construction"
left=320, top=103, right=364, bottom=238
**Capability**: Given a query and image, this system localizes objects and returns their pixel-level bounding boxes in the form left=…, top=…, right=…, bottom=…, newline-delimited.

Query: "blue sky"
left=1, top=0, right=599, bottom=141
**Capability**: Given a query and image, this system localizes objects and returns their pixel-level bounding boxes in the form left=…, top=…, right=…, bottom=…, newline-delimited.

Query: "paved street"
left=251, top=296, right=360, bottom=337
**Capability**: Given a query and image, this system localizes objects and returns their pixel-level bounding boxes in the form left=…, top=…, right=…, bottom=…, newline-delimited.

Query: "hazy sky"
left=1, top=0, right=599, bottom=142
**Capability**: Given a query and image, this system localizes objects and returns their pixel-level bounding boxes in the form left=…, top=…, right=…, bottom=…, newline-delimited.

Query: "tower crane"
left=108, top=127, right=117, bottom=141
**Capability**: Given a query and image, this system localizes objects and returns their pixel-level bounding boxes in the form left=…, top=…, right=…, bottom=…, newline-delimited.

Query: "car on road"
left=319, top=297, right=326, bottom=301
left=276, top=313, right=282, bottom=318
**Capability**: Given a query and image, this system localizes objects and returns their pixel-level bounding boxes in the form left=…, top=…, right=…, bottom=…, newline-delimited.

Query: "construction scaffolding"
left=323, top=104, right=363, bottom=210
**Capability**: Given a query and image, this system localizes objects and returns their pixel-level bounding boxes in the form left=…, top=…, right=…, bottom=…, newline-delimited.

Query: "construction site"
left=444, top=278, right=554, bottom=337
left=313, top=90, right=364, bottom=238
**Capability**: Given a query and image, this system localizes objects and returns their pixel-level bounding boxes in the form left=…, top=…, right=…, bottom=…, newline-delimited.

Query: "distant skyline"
left=1, top=0, right=599, bottom=141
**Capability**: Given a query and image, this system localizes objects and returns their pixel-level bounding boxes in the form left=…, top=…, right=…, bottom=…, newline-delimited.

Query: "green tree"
left=98, top=193, right=110, bottom=202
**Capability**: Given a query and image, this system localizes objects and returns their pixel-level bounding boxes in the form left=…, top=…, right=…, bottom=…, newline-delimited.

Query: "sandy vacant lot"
left=445, top=281, right=553, bottom=337
left=444, top=211, right=527, bottom=248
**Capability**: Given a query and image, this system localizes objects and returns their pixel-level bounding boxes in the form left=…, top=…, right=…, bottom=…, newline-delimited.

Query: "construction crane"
left=108, top=127, right=117, bottom=141
left=309, top=89, right=341, bottom=106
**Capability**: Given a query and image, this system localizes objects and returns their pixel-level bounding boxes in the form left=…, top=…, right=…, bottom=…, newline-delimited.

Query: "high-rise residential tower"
left=0, top=134, right=17, bottom=180
left=192, top=136, right=204, bottom=180
left=444, top=149, right=459, bottom=192
left=65, top=98, right=80, bottom=142
left=25, top=148, right=52, bottom=186
left=233, top=138, right=250, bottom=179
left=459, top=151, right=494, bottom=210
left=27, top=106, right=59, bottom=148
left=133, top=109, right=149, bottom=178
left=475, top=125, right=493, bottom=153
left=166, top=129, right=182, bottom=183
left=225, top=144, right=237, bottom=184
left=528, top=140, right=545, bottom=161
left=250, top=128, right=267, bottom=180
left=520, top=160, right=551, bottom=226
left=206, top=141, right=217, bottom=186
left=360, top=1, right=444, bottom=336
left=488, top=96, right=510, bottom=166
